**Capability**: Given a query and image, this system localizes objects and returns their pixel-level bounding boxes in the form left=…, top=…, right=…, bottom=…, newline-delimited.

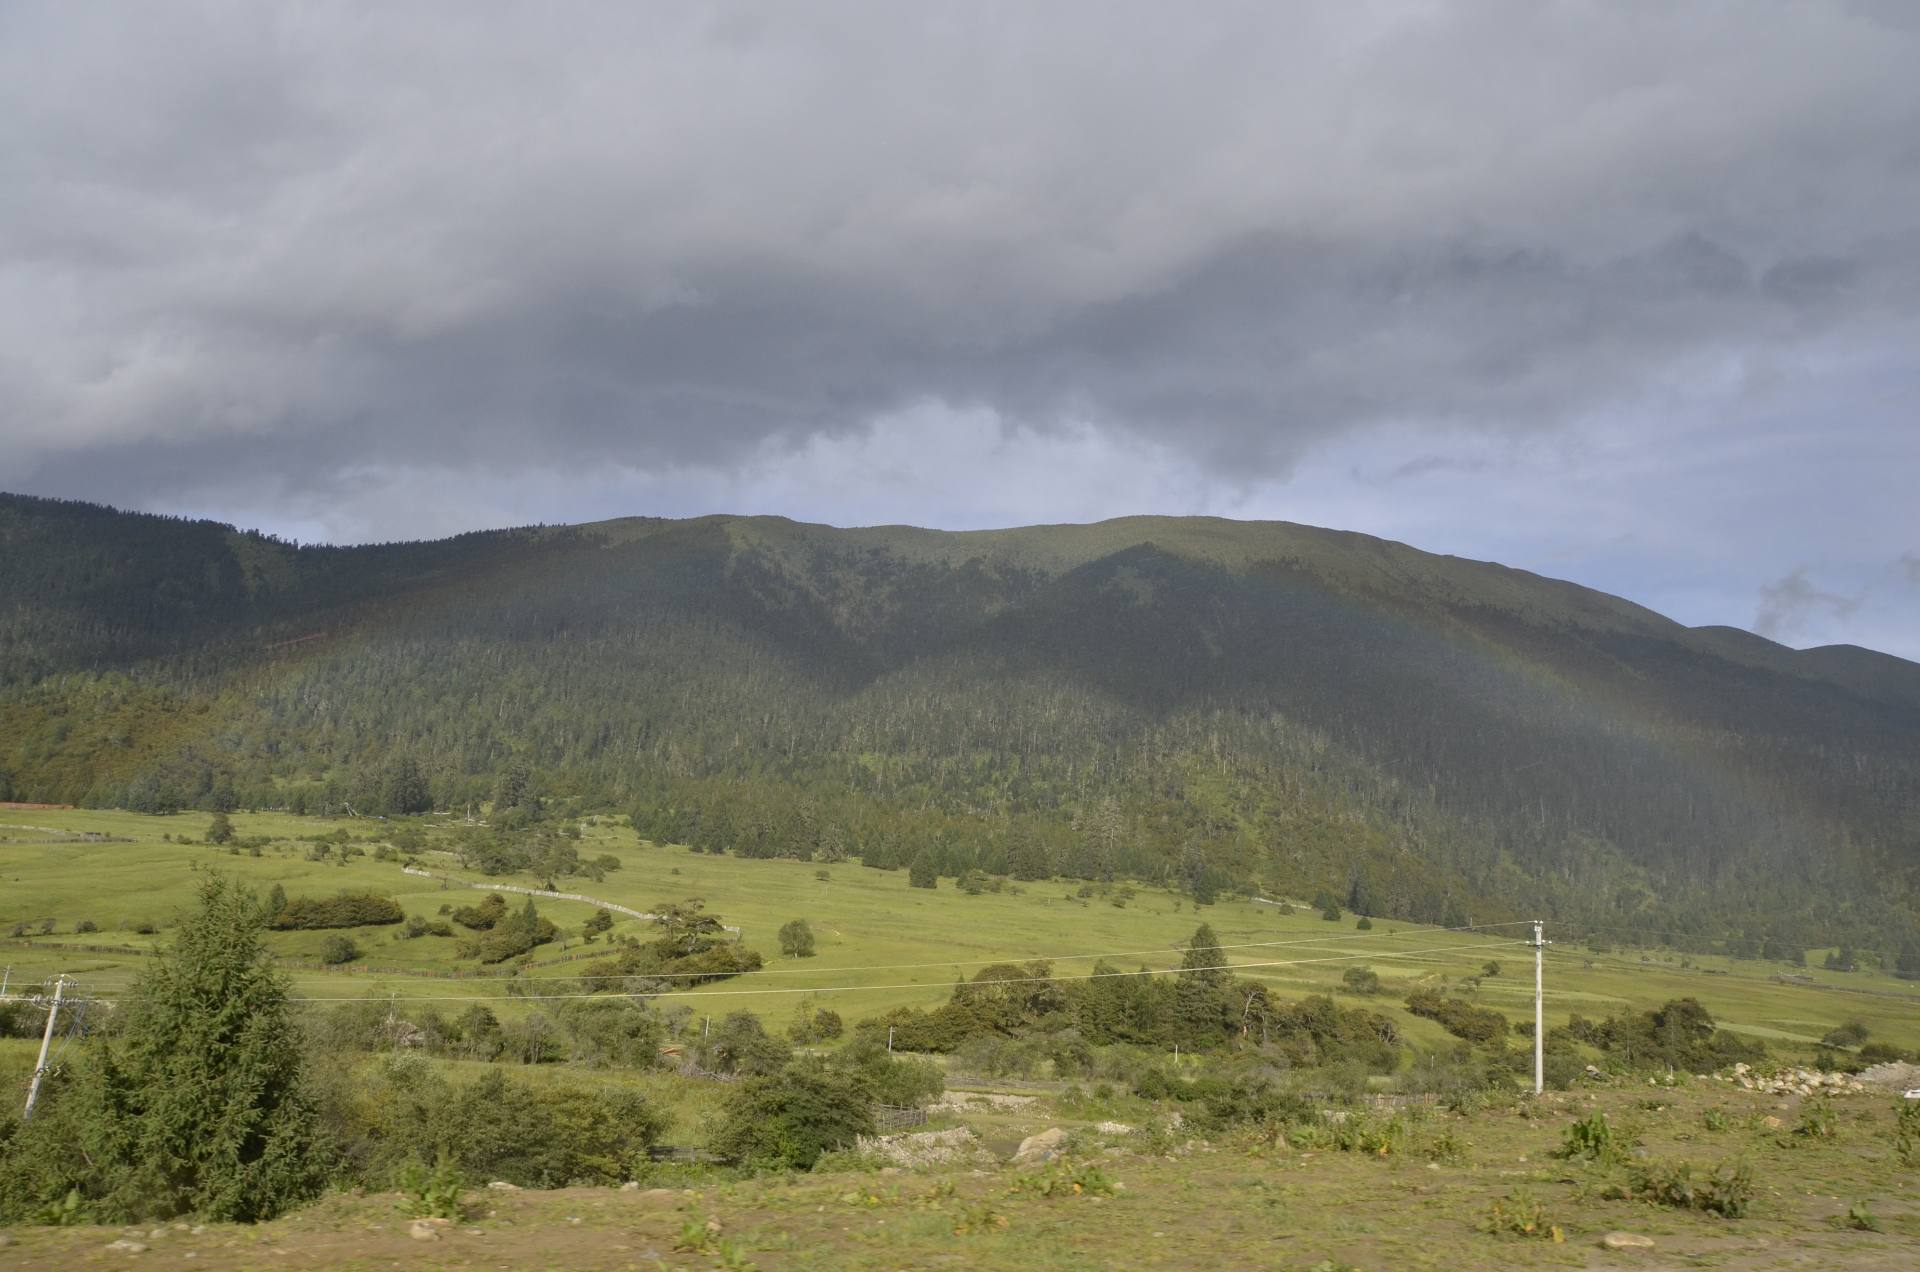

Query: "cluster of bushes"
left=1404, top=989, right=1510, bottom=1044
left=1564, top=998, right=1764, bottom=1072
left=266, top=890, right=404, bottom=930
left=707, top=1038, right=945, bottom=1170
left=852, top=926, right=1401, bottom=1071
left=315, top=1057, right=667, bottom=1189
left=579, top=900, right=762, bottom=989
left=455, top=896, right=558, bottom=964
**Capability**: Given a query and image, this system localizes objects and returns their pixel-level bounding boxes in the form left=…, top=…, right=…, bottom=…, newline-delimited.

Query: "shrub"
left=1341, top=966, right=1381, bottom=995
left=698, top=1012, right=793, bottom=1077
left=450, top=894, right=509, bottom=930
left=1405, top=989, right=1508, bottom=1044
left=321, top=935, right=361, bottom=965
left=908, top=853, right=938, bottom=889
left=75, top=920, right=98, bottom=934
left=269, top=892, right=404, bottom=930
left=1820, top=1021, right=1869, bottom=1048
left=710, top=1062, right=876, bottom=1169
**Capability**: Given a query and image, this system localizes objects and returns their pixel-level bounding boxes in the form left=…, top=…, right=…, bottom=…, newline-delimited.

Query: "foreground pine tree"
left=0, top=875, right=324, bottom=1223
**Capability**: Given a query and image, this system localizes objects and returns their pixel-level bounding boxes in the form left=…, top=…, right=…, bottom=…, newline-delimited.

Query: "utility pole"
left=1, top=965, right=10, bottom=997
left=887, top=1025, right=894, bottom=1054
left=1532, top=921, right=1547, bottom=1097
left=23, top=975, right=66, bottom=1120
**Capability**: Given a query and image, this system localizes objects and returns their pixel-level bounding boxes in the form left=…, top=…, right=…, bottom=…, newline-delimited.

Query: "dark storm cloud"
left=2, top=1, right=1919, bottom=543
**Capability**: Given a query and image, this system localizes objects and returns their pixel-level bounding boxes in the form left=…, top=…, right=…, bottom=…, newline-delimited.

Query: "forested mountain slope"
left=3, top=492, right=1916, bottom=953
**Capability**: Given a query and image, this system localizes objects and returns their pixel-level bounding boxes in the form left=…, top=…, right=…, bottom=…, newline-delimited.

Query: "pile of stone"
left=853, top=1126, right=994, bottom=1169
left=1720, top=1062, right=1867, bottom=1096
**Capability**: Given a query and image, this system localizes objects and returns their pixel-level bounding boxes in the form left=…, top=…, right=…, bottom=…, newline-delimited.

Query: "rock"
left=406, top=1221, right=441, bottom=1242
left=104, top=1239, right=148, bottom=1253
left=618, top=1181, right=640, bottom=1191
left=1095, top=1121, right=1134, bottom=1135
left=1762, top=1116, right=1783, bottom=1128
left=703, top=1218, right=723, bottom=1237
left=487, top=1180, right=521, bottom=1191
left=1014, top=1127, right=1070, bottom=1163
left=1599, top=1232, right=1656, bottom=1250
left=0, top=1233, right=14, bottom=1248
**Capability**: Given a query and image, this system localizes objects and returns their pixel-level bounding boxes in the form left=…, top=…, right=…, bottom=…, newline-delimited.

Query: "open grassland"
left=4, top=808, right=1918, bottom=1062
left=1, top=1080, right=1915, bottom=1269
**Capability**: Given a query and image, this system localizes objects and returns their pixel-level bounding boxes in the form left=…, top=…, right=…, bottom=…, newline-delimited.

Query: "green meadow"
left=5, top=807, right=1916, bottom=1060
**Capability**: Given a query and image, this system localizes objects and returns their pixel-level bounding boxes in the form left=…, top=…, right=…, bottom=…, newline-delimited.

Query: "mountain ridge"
left=2, top=490, right=1915, bottom=953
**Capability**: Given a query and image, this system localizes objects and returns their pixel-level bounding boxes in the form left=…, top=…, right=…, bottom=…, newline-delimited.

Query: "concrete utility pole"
left=23, top=975, right=66, bottom=1120
left=1532, top=921, right=1547, bottom=1096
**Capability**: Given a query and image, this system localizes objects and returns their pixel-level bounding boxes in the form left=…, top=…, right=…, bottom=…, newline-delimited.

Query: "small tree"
left=1482, top=960, right=1502, bottom=979
left=779, top=919, right=817, bottom=958
left=1342, top=966, right=1381, bottom=995
left=908, top=852, right=938, bottom=889
left=321, top=934, right=361, bottom=965
left=582, top=909, right=614, bottom=941
left=207, top=811, right=234, bottom=845
left=1355, top=916, right=1373, bottom=930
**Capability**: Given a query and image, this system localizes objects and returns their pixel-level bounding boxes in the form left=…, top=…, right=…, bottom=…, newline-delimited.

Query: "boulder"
left=1014, top=1127, right=1070, bottom=1163
left=1599, top=1232, right=1656, bottom=1250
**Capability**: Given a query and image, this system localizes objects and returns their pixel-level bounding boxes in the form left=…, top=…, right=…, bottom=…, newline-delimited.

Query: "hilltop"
left=2, top=492, right=1917, bottom=952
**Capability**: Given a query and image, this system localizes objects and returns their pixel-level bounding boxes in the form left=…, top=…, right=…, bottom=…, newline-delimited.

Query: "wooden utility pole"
left=23, top=975, right=66, bottom=1119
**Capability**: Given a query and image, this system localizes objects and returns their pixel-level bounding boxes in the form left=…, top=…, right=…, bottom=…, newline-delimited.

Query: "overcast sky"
left=3, top=2, right=1917, bottom=658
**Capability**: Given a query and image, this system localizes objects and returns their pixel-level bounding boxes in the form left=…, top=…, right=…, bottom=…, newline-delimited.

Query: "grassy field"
left=5, top=808, right=1917, bottom=1064
left=0, top=1079, right=1914, bottom=1268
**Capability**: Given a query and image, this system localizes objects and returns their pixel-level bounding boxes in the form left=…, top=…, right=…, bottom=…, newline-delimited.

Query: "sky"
left=3, top=2, right=1917, bottom=659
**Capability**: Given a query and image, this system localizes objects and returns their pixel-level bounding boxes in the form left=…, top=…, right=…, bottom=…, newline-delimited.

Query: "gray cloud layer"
left=2, top=3, right=1917, bottom=655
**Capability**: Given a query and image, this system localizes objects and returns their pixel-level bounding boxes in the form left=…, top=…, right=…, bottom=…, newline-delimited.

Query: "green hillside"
left=2, top=492, right=1917, bottom=955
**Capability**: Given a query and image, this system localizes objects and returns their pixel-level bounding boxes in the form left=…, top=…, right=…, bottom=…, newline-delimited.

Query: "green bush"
left=269, top=892, right=404, bottom=930
left=320, top=935, right=361, bottom=965
left=710, top=1061, right=876, bottom=1169
left=1404, top=989, right=1508, bottom=1044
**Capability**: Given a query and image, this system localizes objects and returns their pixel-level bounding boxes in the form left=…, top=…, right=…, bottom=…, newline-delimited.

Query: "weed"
left=1839, top=1202, right=1880, bottom=1232
left=1423, top=1125, right=1469, bottom=1163
left=950, top=1200, right=1011, bottom=1234
left=1897, top=1100, right=1920, bottom=1167
left=1793, top=1102, right=1837, bottom=1142
left=1478, top=1189, right=1564, bottom=1242
left=1554, top=1112, right=1630, bottom=1166
left=1701, top=1108, right=1728, bottom=1133
left=1007, top=1161, right=1117, bottom=1198
left=1618, top=1159, right=1754, bottom=1218
left=393, top=1153, right=465, bottom=1220
left=28, top=1187, right=92, bottom=1227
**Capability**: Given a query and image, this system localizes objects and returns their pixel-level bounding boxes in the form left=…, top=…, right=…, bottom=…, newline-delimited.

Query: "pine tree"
left=909, top=852, right=938, bottom=889
left=0, top=875, right=323, bottom=1222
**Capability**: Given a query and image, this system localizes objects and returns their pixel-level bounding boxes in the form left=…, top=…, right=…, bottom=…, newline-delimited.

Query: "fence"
left=873, top=1104, right=930, bottom=1132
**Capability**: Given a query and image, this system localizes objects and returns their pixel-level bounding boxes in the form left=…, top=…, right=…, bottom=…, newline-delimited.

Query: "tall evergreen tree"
left=0, top=876, right=323, bottom=1222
